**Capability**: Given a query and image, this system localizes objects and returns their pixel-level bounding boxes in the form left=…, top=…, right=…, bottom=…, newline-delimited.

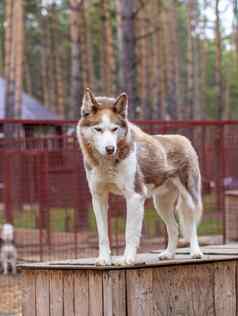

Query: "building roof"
left=0, top=78, right=58, bottom=119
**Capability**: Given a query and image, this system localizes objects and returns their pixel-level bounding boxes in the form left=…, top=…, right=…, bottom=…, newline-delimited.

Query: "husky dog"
left=0, top=223, right=17, bottom=274
left=77, top=89, right=203, bottom=265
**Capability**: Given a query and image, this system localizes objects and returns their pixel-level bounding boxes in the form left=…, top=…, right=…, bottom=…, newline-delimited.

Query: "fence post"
left=38, top=151, right=50, bottom=260
left=216, top=126, right=226, bottom=243
left=221, top=126, right=226, bottom=243
left=3, top=151, right=13, bottom=223
left=201, top=126, right=207, bottom=178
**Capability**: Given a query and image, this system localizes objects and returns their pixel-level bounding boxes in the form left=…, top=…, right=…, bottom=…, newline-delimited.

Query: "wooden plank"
left=74, top=270, right=89, bottom=316
left=22, top=271, right=36, bottom=316
left=214, top=261, right=236, bottom=316
left=153, top=245, right=238, bottom=255
left=49, top=270, right=63, bottom=316
left=63, top=271, right=75, bottom=316
left=126, top=268, right=153, bottom=316
left=19, top=251, right=238, bottom=271
left=237, top=262, right=238, bottom=316
left=204, top=244, right=238, bottom=249
left=89, top=271, right=103, bottom=316
left=152, top=264, right=214, bottom=316
left=35, top=271, right=50, bottom=316
left=103, top=270, right=126, bottom=316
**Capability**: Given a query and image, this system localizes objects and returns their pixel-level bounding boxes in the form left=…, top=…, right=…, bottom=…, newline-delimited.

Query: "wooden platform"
left=20, top=244, right=238, bottom=316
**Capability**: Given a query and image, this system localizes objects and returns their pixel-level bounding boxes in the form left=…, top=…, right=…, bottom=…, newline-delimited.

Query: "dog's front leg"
left=92, top=192, right=111, bottom=265
left=117, top=193, right=145, bottom=265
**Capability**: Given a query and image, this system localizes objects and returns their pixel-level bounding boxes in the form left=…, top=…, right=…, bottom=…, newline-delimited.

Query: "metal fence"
left=0, top=119, right=237, bottom=262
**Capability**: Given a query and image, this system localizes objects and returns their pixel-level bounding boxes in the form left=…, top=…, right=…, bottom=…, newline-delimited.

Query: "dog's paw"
left=95, top=255, right=112, bottom=266
left=113, top=255, right=136, bottom=266
left=191, top=250, right=203, bottom=259
left=158, top=251, right=175, bottom=260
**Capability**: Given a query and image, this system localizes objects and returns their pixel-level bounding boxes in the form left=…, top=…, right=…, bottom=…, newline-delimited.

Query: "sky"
left=204, top=0, right=233, bottom=38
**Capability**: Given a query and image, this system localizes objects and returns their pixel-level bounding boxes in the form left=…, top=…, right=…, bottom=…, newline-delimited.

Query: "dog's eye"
left=111, top=127, right=118, bottom=132
left=94, top=127, right=103, bottom=133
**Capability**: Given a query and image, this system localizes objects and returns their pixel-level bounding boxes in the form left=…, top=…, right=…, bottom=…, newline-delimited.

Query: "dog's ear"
left=81, top=88, right=99, bottom=117
left=113, top=93, right=128, bottom=117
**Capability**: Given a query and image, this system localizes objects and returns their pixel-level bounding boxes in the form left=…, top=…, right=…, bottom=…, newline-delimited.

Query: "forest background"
left=1, top=0, right=238, bottom=120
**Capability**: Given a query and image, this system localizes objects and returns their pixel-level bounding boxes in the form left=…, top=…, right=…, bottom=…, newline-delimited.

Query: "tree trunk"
left=40, top=12, right=50, bottom=109
left=100, top=0, right=115, bottom=96
left=164, top=1, right=177, bottom=119
left=120, top=0, right=138, bottom=118
left=171, top=1, right=182, bottom=119
left=24, top=53, right=33, bottom=96
left=143, top=2, right=154, bottom=119
left=233, top=0, right=238, bottom=63
left=51, top=3, right=65, bottom=117
left=154, top=2, right=167, bottom=120
left=115, top=0, right=123, bottom=91
left=200, top=0, right=209, bottom=119
left=215, top=0, right=224, bottom=119
left=193, top=1, right=202, bottom=119
left=135, top=3, right=146, bottom=118
left=48, top=4, right=57, bottom=112
left=69, top=0, right=84, bottom=119
left=79, top=0, right=93, bottom=90
left=186, top=0, right=194, bottom=119
left=14, top=0, right=24, bottom=118
left=4, top=0, right=15, bottom=118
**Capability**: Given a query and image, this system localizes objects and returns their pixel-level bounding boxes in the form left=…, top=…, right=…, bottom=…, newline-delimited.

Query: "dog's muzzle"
left=105, top=145, right=115, bottom=155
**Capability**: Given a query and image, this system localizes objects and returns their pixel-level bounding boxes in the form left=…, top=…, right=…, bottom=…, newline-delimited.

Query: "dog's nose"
left=105, top=146, right=115, bottom=155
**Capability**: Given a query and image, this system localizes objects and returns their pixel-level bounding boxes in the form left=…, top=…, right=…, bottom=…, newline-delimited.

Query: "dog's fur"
left=77, top=89, right=203, bottom=265
left=0, top=224, right=17, bottom=274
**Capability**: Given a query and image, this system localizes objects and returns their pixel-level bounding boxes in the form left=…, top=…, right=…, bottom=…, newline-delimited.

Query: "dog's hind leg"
left=153, top=190, right=179, bottom=260
left=92, top=192, right=111, bottom=265
left=10, top=259, right=17, bottom=274
left=178, top=198, right=203, bottom=259
left=2, top=260, right=8, bottom=275
left=172, top=176, right=203, bottom=259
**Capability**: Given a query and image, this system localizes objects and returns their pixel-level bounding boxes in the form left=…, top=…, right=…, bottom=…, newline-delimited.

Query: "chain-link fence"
left=0, top=119, right=238, bottom=315
left=0, top=120, right=236, bottom=262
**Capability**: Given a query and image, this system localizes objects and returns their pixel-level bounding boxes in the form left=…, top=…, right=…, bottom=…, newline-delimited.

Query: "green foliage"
left=1, top=0, right=238, bottom=119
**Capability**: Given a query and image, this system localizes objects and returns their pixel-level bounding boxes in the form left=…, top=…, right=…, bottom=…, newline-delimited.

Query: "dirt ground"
left=0, top=274, right=22, bottom=316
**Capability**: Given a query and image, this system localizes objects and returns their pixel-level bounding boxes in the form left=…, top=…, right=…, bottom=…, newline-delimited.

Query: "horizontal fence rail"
left=0, top=120, right=237, bottom=262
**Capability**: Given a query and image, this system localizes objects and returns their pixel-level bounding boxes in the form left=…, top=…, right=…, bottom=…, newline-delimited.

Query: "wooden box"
left=20, top=245, right=238, bottom=316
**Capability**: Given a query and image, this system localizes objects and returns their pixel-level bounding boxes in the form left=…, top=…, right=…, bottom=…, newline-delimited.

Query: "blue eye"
left=112, top=127, right=118, bottom=132
left=95, top=127, right=103, bottom=132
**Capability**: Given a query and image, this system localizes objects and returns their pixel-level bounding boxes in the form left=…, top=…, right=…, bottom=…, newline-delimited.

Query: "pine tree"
left=4, top=0, right=15, bottom=118
left=100, top=0, right=115, bottom=96
left=186, top=0, right=195, bottom=119
left=14, top=0, right=24, bottom=118
left=215, top=0, right=224, bottom=119
left=120, top=0, right=138, bottom=118
left=69, top=0, right=84, bottom=118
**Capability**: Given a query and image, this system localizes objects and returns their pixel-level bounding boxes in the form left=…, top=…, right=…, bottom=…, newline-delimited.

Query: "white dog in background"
left=77, top=89, right=203, bottom=265
left=0, top=223, right=17, bottom=274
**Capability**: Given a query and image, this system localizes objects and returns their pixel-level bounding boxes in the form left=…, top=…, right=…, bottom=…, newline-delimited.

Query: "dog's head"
left=1, top=223, right=14, bottom=242
left=78, top=89, right=129, bottom=158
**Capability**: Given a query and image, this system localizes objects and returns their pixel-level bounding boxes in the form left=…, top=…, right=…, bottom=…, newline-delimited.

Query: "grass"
left=0, top=192, right=223, bottom=236
left=50, top=208, right=75, bottom=232
left=0, top=208, right=35, bottom=229
left=198, top=217, right=222, bottom=235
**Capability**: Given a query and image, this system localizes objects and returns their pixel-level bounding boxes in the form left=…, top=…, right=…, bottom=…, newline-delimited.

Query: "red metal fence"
left=0, top=119, right=237, bottom=262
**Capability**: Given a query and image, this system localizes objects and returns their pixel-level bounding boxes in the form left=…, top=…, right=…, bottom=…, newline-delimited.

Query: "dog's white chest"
left=87, top=149, right=137, bottom=195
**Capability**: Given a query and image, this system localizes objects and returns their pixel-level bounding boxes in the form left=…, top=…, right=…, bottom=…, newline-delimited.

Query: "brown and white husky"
left=77, top=89, right=203, bottom=265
